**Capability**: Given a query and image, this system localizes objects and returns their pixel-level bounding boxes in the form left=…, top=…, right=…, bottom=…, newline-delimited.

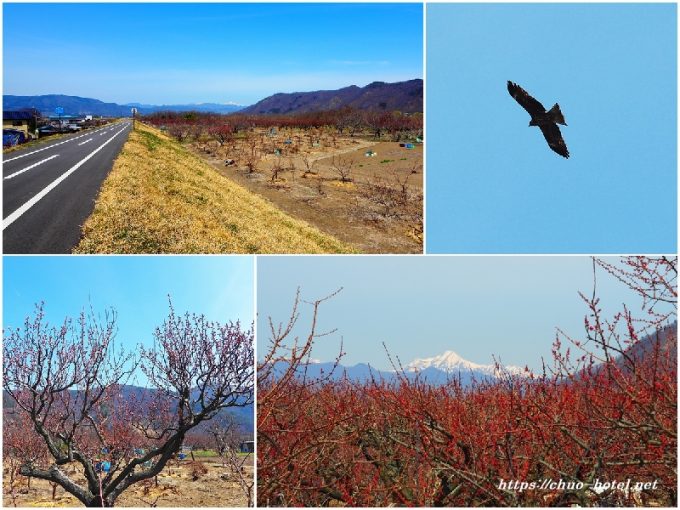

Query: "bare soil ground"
left=3, top=456, right=253, bottom=507
left=189, top=129, right=423, bottom=253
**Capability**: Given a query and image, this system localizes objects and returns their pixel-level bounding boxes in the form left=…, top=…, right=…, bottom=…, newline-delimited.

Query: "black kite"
left=507, top=81, right=569, bottom=159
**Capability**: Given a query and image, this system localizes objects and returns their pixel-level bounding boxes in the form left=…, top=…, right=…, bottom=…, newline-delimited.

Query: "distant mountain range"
left=270, top=349, right=525, bottom=386
left=3, top=94, right=244, bottom=117
left=240, top=79, right=423, bottom=115
left=127, top=102, right=244, bottom=115
left=269, top=322, right=677, bottom=386
left=3, top=79, right=422, bottom=118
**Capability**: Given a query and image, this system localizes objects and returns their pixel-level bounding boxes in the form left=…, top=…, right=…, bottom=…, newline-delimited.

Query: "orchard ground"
left=3, top=453, right=253, bottom=507
left=189, top=130, right=423, bottom=253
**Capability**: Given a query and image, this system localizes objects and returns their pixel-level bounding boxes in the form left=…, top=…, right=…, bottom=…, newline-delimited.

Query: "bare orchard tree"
left=209, top=124, right=234, bottom=147
left=167, top=124, right=191, bottom=143
left=208, top=415, right=242, bottom=459
left=244, top=136, right=260, bottom=174
left=3, top=408, right=51, bottom=506
left=220, top=445, right=254, bottom=507
left=331, top=155, right=355, bottom=183
left=209, top=416, right=254, bottom=506
left=300, top=155, right=318, bottom=178
left=270, top=157, right=285, bottom=183
left=3, top=302, right=254, bottom=507
left=286, top=158, right=296, bottom=180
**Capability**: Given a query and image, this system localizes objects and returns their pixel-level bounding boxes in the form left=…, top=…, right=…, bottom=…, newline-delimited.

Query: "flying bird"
left=507, top=81, right=569, bottom=158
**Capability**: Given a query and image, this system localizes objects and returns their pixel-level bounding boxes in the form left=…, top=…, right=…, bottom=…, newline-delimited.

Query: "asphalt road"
left=3, top=121, right=132, bottom=253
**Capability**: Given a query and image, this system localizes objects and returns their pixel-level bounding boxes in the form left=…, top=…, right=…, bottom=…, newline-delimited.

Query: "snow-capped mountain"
left=405, top=350, right=525, bottom=377
left=267, top=350, right=526, bottom=386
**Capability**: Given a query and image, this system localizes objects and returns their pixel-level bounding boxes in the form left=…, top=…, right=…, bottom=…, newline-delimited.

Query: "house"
left=3, top=108, right=41, bottom=137
left=240, top=440, right=254, bottom=454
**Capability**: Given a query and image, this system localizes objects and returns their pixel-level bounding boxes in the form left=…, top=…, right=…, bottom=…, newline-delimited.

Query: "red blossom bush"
left=143, top=108, right=423, bottom=143
left=257, top=257, right=677, bottom=507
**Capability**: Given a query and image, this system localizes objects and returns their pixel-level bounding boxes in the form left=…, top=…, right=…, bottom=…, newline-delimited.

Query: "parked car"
left=38, top=125, right=61, bottom=136
left=3, top=128, right=27, bottom=147
left=66, top=124, right=82, bottom=132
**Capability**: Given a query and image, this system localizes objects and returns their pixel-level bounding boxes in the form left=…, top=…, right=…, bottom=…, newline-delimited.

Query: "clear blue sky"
left=3, top=3, right=423, bottom=105
left=426, top=3, right=677, bottom=254
left=3, top=256, right=254, bottom=385
left=257, top=256, right=662, bottom=372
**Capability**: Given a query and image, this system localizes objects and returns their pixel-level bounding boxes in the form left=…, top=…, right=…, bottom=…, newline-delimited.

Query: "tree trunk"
left=85, top=495, right=112, bottom=507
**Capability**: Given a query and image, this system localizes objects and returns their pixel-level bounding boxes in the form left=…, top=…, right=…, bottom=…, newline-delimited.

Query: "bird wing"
left=539, top=123, right=570, bottom=158
left=507, top=81, right=545, bottom=116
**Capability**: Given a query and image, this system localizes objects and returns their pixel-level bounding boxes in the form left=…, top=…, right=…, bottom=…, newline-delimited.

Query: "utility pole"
left=131, top=107, right=137, bottom=130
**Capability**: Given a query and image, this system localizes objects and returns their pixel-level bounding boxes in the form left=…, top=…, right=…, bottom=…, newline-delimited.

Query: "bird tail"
left=548, top=103, right=567, bottom=126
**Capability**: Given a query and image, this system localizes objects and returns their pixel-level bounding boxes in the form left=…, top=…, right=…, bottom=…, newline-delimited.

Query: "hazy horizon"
left=3, top=3, right=423, bottom=105
left=2, top=76, right=423, bottom=108
left=257, top=256, right=672, bottom=372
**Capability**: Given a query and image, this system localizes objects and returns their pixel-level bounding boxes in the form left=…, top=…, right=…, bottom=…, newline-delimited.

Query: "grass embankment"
left=75, top=123, right=355, bottom=254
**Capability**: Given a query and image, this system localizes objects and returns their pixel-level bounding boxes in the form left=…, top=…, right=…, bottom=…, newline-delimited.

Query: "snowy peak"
left=405, top=350, right=525, bottom=377
left=406, top=350, right=483, bottom=372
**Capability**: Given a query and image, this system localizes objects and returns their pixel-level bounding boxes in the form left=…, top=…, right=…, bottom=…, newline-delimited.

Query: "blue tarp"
left=3, top=133, right=21, bottom=146
left=95, top=461, right=111, bottom=473
left=3, top=129, right=26, bottom=146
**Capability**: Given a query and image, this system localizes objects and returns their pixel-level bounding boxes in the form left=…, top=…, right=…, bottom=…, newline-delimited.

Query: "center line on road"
left=78, top=138, right=93, bottom=146
left=3, top=125, right=129, bottom=231
left=4, top=130, right=102, bottom=163
left=4, top=154, right=60, bottom=181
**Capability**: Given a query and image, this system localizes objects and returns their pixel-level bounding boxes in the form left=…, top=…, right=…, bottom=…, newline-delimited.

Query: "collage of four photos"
left=2, top=1, right=677, bottom=508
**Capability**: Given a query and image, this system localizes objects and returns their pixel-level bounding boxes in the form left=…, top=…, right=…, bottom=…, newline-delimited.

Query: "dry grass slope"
left=74, top=123, right=355, bottom=254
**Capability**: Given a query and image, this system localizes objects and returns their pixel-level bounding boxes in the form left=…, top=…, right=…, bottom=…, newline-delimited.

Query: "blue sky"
left=257, top=256, right=661, bottom=372
left=427, top=3, right=677, bottom=254
left=3, top=256, right=254, bottom=385
left=3, top=3, right=423, bottom=105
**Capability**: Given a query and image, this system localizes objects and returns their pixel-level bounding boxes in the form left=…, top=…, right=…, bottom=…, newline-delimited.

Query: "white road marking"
left=5, top=130, right=100, bottom=163
left=4, top=154, right=60, bottom=181
left=3, top=125, right=129, bottom=230
left=78, top=138, right=93, bottom=146
left=3, top=123, right=127, bottom=163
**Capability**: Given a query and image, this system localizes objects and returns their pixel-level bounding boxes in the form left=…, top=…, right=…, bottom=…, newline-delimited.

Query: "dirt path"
left=306, top=139, right=377, bottom=162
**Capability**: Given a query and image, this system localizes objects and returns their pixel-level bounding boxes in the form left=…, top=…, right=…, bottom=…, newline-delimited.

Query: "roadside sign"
left=55, top=107, right=64, bottom=115
left=131, top=108, right=138, bottom=115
